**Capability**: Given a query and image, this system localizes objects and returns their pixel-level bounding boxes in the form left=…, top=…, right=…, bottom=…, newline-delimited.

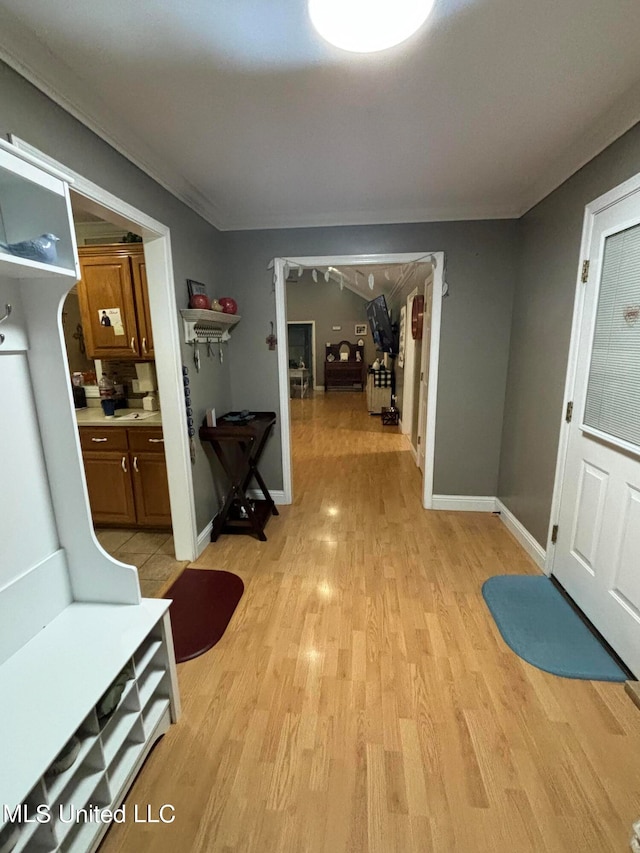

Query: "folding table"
left=199, top=411, right=279, bottom=541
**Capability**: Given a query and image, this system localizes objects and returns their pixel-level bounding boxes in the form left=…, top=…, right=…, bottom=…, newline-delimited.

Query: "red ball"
left=219, top=297, right=238, bottom=314
left=189, top=293, right=211, bottom=310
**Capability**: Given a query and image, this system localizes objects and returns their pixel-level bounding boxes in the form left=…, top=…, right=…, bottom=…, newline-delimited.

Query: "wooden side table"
left=199, top=411, right=279, bottom=541
left=289, top=367, right=310, bottom=398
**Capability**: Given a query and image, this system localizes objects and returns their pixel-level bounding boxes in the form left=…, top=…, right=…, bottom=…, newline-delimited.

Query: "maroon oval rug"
left=163, top=569, right=244, bottom=663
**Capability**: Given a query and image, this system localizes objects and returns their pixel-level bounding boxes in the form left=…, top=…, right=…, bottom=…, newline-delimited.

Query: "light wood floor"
left=100, top=392, right=640, bottom=853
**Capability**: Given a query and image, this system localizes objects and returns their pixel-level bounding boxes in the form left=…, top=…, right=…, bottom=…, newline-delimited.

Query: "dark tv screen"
left=366, top=295, right=397, bottom=354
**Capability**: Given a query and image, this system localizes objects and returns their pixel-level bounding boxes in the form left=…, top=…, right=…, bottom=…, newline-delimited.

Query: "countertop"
left=75, top=407, right=163, bottom=428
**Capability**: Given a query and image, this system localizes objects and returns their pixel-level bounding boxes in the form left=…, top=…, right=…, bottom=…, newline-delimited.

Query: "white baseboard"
left=432, top=495, right=497, bottom=512
left=495, top=499, right=546, bottom=570
left=196, top=521, right=213, bottom=556
left=248, top=488, right=288, bottom=505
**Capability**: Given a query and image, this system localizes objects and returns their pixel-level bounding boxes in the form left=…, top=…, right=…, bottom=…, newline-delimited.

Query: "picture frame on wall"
left=355, top=323, right=367, bottom=336
left=187, top=279, right=208, bottom=298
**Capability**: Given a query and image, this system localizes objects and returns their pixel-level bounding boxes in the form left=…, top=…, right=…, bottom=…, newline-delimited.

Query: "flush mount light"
left=309, top=0, right=434, bottom=53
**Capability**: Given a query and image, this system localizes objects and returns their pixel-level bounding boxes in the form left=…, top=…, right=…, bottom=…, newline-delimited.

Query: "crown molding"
left=0, top=8, right=227, bottom=230
left=516, top=78, right=640, bottom=217
left=220, top=204, right=520, bottom=231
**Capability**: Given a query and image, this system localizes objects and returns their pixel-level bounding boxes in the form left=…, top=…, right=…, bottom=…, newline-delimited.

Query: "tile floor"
left=95, top=528, right=188, bottom=597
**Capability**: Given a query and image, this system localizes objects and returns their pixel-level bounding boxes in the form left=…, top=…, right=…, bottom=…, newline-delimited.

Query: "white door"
left=553, top=184, right=640, bottom=676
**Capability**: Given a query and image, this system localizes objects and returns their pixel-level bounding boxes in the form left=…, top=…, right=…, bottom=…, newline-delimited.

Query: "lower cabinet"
left=80, top=427, right=171, bottom=528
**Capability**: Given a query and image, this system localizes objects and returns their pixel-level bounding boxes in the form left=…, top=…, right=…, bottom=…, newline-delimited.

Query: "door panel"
left=612, top=486, right=640, bottom=607
left=553, top=196, right=640, bottom=676
left=83, top=450, right=136, bottom=525
left=131, top=255, right=154, bottom=359
left=571, top=462, right=608, bottom=572
left=77, top=255, right=140, bottom=358
left=131, top=452, right=172, bottom=527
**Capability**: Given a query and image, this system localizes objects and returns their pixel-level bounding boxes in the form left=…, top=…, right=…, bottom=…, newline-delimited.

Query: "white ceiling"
left=2, top=0, right=640, bottom=231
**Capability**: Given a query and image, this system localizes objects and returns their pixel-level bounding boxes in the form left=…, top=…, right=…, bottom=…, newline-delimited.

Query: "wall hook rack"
left=180, top=308, right=240, bottom=345
left=0, top=302, right=12, bottom=345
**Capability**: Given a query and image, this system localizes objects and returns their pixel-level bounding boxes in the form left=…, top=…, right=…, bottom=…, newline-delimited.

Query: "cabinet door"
left=77, top=255, right=140, bottom=358
left=131, top=255, right=154, bottom=359
left=131, top=452, right=172, bottom=527
left=83, top=451, right=137, bottom=525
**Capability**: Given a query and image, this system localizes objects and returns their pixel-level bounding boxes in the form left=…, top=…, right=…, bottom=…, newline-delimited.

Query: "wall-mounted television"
left=366, top=294, right=398, bottom=354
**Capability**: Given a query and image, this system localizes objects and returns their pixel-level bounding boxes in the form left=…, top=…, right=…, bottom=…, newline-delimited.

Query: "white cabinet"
left=0, top=140, right=180, bottom=853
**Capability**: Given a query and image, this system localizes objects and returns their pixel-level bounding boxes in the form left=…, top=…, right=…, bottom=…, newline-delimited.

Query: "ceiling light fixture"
left=309, top=0, right=434, bottom=53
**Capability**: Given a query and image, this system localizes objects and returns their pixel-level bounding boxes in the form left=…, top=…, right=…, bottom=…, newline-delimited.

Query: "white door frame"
left=546, top=170, right=640, bottom=576
left=274, top=252, right=443, bottom=509
left=401, top=287, right=418, bottom=450
left=287, top=319, right=317, bottom=389
left=10, top=136, right=198, bottom=560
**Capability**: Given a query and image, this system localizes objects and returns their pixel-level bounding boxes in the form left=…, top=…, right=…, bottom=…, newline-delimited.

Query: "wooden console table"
left=324, top=341, right=366, bottom=391
left=199, top=411, right=278, bottom=541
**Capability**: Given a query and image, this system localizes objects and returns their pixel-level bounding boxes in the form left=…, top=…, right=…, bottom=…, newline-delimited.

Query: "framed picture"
left=355, top=323, right=368, bottom=336
left=187, top=279, right=208, bottom=298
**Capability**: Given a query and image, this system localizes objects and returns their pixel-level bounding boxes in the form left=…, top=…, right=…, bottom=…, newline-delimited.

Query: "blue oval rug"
left=482, top=575, right=627, bottom=682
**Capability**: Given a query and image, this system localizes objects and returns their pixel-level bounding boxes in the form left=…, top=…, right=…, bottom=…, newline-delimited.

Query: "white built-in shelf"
left=180, top=308, right=240, bottom=343
left=0, top=599, right=171, bottom=816
left=0, top=254, right=77, bottom=279
left=0, top=139, right=78, bottom=279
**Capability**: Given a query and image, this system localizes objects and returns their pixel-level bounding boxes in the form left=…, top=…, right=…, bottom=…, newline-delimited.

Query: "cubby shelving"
left=0, top=610, right=176, bottom=853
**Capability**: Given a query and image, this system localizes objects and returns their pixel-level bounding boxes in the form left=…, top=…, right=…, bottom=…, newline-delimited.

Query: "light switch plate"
left=332, top=325, right=341, bottom=331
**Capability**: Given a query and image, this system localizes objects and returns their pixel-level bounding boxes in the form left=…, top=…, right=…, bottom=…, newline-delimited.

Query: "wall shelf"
left=180, top=308, right=240, bottom=343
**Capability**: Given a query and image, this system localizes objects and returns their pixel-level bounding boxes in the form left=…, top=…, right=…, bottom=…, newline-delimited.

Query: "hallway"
left=101, top=393, right=640, bottom=852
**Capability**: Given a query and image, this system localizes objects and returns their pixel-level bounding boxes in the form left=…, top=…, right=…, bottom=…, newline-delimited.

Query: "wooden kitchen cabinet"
left=132, top=453, right=172, bottom=526
left=129, top=428, right=170, bottom=526
left=77, top=243, right=154, bottom=359
left=80, top=426, right=171, bottom=528
left=83, top=449, right=138, bottom=525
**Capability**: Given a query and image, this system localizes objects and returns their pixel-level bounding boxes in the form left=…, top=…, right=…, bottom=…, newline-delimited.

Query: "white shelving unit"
left=0, top=140, right=180, bottom=853
left=180, top=307, right=240, bottom=344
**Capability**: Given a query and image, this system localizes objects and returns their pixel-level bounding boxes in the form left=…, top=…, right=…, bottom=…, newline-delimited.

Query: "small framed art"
left=355, top=323, right=368, bottom=336
left=187, top=279, right=208, bottom=298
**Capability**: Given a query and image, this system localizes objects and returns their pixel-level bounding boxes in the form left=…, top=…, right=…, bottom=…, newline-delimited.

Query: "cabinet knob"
left=142, top=337, right=148, bottom=354
left=130, top=337, right=136, bottom=352
left=133, top=456, right=139, bottom=473
left=121, top=456, right=128, bottom=473
left=91, top=437, right=108, bottom=442
left=148, top=438, right=164, bottom=443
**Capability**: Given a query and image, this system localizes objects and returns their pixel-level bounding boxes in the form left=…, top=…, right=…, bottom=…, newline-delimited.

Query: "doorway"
left=549, top=171, right=640, bottom=676
left=287, top=321, right=316, bottom=395
left=274, top=252, right=443, bottom=508
left=10, top=136, right=198, bottom=561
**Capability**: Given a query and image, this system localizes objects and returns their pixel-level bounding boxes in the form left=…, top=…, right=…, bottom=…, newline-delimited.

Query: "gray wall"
left=498, top=120, right=640, bottom=546
left=227, top=221, right=519, bottom=494
left=0, top=60, right=232, bottom=532
left=287, top=272, right=376, bottom=385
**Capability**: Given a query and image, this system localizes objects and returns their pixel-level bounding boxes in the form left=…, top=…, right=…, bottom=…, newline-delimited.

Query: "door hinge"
left=420, top=371, right=424, bottom=381
left=551, top=524, right=559, bottom=544
left=417, top=435, right=421, bottom=444
left=581, top=260, right=590, bottom=283
left=565, top=401, right=573, bottom=422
